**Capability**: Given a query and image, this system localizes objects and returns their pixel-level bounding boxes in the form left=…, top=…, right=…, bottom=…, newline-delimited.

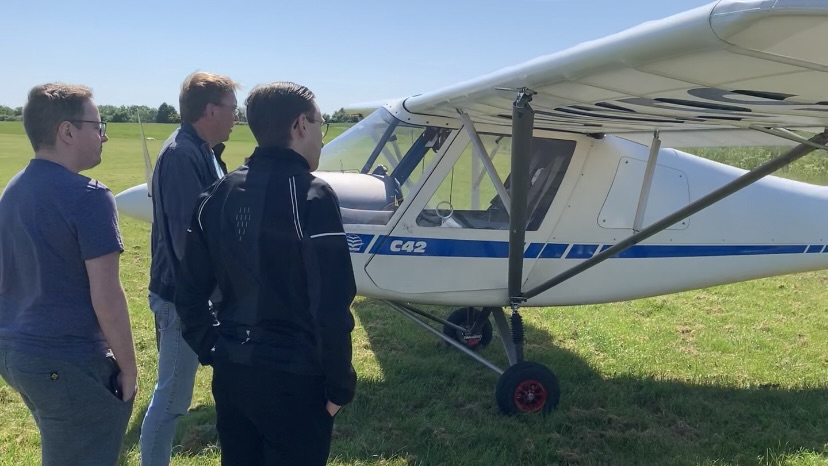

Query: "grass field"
left=0, top=121, right=826, bottom=465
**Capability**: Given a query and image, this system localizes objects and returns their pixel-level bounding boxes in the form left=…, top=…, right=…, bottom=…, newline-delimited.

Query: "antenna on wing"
left=136, top=111, right=153, bottom=197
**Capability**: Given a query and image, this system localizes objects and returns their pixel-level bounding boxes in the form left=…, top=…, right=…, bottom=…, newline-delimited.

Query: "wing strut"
left=507, top=89, right=536, bottom=363
left=457, top=110, right=511, bottom=214
left=633, top=130, right=661, bottom=232
left=523, top=129, right=828, bottom=300
left=507, top=90, right=535, bottom=306
left=137, top=111, right=153, bottom=196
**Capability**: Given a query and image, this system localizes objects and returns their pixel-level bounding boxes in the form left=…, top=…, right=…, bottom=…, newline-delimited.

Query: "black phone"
left=107, top=357, right=122, bottom=399
left=110, top=371, right=122, bottom=399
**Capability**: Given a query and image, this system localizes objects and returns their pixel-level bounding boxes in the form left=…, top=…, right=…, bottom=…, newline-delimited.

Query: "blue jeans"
left=0, top=347, right=134, bottom=466
left=139, top=292, right=200, bottom=466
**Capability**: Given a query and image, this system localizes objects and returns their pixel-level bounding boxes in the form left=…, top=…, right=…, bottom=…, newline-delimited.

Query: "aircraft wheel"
left=495, top=361, right=560, bottom=415
left=442, top=307, right=493, bottom=350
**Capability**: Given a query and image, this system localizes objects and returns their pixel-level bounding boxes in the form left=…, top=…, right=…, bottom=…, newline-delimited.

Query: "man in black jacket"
left=176, top=81, right=357, bottom=465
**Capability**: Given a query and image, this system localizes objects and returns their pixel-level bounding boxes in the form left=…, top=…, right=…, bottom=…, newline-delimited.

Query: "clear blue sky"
left=3, top=0, right=714, bottom=114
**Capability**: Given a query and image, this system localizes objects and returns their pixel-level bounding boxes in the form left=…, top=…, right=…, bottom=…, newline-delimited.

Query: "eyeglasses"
left=306, top=114, right=329, bottom=139
left=68, top=119, right=106, bottom=137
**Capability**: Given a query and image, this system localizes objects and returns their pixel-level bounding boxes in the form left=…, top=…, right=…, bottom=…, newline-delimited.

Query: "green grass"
left=687, top=146, right=828, bottom=186
left=0, top=121, right=827, bottom=465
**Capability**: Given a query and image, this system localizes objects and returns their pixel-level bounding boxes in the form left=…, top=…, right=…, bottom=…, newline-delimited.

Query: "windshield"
left=318, top=109, right=452, bottom=212
left=316, top=109, right=452, bottom=225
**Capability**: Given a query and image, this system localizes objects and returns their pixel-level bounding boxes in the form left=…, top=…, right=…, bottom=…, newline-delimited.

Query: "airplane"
left=115, top=0, right=828, bottom=415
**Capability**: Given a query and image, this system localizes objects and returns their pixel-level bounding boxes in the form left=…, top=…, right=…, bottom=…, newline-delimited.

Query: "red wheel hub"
left=460, top=326, right=481, bottom=348
left=513, top=379, right=547, bottom=413
left=462, top=333, right=481, bottom=348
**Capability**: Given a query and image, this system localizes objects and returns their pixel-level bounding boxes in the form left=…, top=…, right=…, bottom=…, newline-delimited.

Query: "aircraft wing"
left=344, top=99, right=400, bottom=117
left=617, top=128, right=822, bottom=148
left=403, top=0, right=828, bottom=144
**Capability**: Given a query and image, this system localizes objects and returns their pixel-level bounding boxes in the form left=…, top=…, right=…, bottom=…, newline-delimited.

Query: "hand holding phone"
left=108, top=362, right=137, bottom=401
left=110, top=370, right=124, bottom=398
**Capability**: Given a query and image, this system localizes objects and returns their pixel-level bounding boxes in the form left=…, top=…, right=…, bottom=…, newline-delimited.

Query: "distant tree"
left=330, top=108, right=349, bottom=123
left=128, top=105, right=155, bottom=123
left=156, top=102, right=180, bottom=123
left=98, top=105, right=118, bottom=122
left=0, top=102, right=186, bottom=124
left=327, top=107, right=362, bottom=123
left=322, top=113, right=331, bottom=122
left=109, top=106, right=131, bottom=123
left=98, top=105, right=158, bottom=123
left=0, top=105, right=20, bottom=121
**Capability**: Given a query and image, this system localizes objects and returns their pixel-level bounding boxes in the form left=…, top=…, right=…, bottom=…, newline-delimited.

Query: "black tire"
left=442, top=307, right=493, bottom=349
left=495, top=361, right=560, bottom=415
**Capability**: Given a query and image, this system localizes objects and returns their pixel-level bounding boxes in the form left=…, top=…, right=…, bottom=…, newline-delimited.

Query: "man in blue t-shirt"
left=0, top=83, right=138, bottom=466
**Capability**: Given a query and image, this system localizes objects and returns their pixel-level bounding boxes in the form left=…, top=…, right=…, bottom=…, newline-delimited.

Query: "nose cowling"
left=115, top=183, right=153, bottom=223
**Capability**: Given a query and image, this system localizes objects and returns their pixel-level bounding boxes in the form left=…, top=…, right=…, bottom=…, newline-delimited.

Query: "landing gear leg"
left=385, top=301, right=560, bottom=415
left=443, top=307, right=493, bottom=350
left=491, top=305, right=560, bottom=415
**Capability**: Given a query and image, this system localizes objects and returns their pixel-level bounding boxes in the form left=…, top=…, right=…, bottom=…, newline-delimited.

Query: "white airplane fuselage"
left=115, top=108, right=828, bottom=308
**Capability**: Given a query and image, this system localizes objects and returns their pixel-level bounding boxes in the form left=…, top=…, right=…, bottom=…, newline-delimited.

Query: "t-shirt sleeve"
left=75, top=185, right=124, bottom=260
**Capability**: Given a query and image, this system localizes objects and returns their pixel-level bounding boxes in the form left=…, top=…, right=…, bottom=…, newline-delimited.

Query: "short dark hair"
left=23, top=83, right=92, bottom=152
left=245, top=82, right=316, bottom=147
left=179, top=72, right=240, bottom=124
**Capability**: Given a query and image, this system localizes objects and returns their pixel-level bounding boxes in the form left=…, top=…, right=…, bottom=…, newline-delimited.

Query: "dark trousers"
left=212, top=360, right=334, bottom=466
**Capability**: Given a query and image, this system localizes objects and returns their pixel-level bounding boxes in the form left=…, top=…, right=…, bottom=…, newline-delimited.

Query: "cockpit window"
left=416, top=135, right=575, bottom=231
left=317, top=109, right=450, bottom=225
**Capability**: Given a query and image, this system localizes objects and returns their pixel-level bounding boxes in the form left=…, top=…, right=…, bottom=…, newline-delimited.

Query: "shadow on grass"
left=327, top=299, right=828, bottom=466
left=119, top=298, right=828, bottom=465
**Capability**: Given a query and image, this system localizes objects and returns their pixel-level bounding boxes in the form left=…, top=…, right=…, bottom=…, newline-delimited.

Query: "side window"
left=416, top=135, right=575, bottom=231
left=417, top=134, right=511, bottom=229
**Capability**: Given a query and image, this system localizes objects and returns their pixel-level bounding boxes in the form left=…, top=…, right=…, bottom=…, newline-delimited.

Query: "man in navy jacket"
left=142, top=71, right=239, bottom=466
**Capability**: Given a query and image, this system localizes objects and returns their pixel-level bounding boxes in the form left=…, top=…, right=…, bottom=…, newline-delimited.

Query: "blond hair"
left=179, top=72, right=240, bottom=124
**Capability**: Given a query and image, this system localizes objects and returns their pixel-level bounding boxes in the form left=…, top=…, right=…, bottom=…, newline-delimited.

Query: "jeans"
left=139, top=292, right=200, bottom=466
left=0, top=347, right=134, bottom=466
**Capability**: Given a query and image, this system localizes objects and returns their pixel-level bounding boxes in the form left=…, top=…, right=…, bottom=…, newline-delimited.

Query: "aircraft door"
left=364, top=129, right=577, bottom=296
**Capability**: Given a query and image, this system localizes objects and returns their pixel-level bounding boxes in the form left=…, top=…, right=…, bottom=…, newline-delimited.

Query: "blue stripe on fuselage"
left=369, top=236, right=545, bottom=258
left=613, top=244, right=807, bottom=258
left=356, top=235, right=815, bottom=259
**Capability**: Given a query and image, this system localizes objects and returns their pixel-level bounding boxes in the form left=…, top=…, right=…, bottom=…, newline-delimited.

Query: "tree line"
left=0, top=103, right=182, bottom=123
left=0, top=104, right=363, bottom=124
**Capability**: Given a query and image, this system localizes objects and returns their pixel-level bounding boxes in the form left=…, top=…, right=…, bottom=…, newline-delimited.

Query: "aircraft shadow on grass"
left=335, top=299, right=827, bottom=465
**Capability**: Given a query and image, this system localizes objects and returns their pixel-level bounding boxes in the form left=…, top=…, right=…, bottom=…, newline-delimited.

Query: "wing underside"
left=401, top=0, right=828, bottom=144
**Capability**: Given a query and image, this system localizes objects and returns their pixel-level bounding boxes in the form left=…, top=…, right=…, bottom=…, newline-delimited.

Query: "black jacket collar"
left=250, top=146, right=310, bottom=170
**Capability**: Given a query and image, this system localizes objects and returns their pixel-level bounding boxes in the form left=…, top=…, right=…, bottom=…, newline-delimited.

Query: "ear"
left=56, top=121, right=75, bottom=145
left=293, top=114, right=308, bottom=137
